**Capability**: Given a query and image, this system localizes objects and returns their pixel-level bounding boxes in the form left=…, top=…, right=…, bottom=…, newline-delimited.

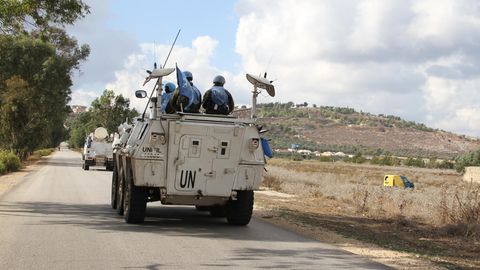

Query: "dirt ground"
left=256, top=159, right=480, bottom=270
left=0, top=159, right=42, bottom=197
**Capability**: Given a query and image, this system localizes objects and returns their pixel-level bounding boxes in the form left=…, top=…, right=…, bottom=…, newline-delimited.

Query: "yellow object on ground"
left=383, top=175, right=414, bottom=189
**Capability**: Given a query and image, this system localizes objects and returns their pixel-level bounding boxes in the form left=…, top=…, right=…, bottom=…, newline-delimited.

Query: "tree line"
left=0, top=0, right=90, bottom=159
left=68, top=90, right=139, bottom=148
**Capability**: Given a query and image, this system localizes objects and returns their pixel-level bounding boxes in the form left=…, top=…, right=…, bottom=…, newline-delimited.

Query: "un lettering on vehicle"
left=176, top=169, right=196, bottom=190
left=141, top=146, right=163, bottom=159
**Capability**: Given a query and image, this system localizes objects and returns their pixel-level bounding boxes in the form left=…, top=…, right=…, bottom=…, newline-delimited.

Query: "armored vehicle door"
left=168, top=120, right=241, bottom=197
left=173, top=134, right=215, bottom=194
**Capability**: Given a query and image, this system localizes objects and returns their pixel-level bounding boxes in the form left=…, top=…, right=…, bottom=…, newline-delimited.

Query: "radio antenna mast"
left=141, top=29, right=181, bottom=120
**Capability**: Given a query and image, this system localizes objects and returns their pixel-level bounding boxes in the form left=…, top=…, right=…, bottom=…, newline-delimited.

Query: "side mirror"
left=135, top=90, right=147, bottom=98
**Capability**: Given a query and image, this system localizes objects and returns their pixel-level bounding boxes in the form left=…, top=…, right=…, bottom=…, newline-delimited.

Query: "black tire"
left=123, top=169, right=147, bottom=224
left=209, top=205, right=227, bottom=217
left=195, top=205, right=210, bottom=211
left=116, top=170, right=125, bottom=215
left=226, top=190, right=254, bottom=226
left=111, top=164, right=118, bottom=209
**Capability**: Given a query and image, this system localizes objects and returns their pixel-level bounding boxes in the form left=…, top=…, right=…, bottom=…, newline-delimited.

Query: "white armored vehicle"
left=82, top=127, right=114, bottom=171
left=110, top=67, right=275, bottom=225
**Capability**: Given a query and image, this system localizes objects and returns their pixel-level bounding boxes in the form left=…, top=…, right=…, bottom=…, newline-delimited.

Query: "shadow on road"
left=37, top=160, right=82, bottom=167
left=0, top=201, right=391, bottom=269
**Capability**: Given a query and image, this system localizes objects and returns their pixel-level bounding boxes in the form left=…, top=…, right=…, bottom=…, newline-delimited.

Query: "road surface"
left=0, top=150, right=390, bottom=269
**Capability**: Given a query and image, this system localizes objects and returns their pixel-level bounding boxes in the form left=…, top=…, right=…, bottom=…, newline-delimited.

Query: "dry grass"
left=259, top=158, right=480, bottom=268
left=264, top=159, right=480, bottom=238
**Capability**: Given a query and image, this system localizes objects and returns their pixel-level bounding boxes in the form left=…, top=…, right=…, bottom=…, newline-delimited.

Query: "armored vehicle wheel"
left=123, top=170, right=147, bottom=224
left=116, top=170, right=125, bottom=215
left=111, top=165, right=118, bottom=209
left=195, top=205, right=209, bottom=211
left=226, top=190, right=254, bottom=226
left=82, top=163, right=89, bottom=170
left=209, top=205, right=227, bottom=217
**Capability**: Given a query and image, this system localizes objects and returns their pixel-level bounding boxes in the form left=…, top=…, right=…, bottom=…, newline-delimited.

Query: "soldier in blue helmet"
left=202, top=75, right=234, bottom=115
left=183, top=71, right=202, bottom=113
left=167, top=69, right=202, bottom=113
left=160, top=82, right=176, bottom=113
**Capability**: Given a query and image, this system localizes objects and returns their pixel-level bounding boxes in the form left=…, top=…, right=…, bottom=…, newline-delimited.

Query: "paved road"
left=0, top=150, right=390, bottom=269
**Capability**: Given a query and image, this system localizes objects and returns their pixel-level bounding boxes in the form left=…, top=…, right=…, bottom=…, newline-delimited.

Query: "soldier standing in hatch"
left=202, top=75, right=234, bottom=115
left=166, top=71, right=201, bottom=113
left=160, top=82, right=176, bottom=113
left=183, top=71, right=202, bottom=112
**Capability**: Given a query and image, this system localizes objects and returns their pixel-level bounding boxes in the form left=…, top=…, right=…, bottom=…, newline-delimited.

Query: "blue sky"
left=107, top=0, right=240, bottom=71
left=69, top=0, right=480, bottom=137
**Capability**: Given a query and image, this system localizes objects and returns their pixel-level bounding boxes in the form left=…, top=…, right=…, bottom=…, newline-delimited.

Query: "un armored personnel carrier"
left=82, top=127, right=114, bottom=171
left=110, top=67, right=275, bottom=225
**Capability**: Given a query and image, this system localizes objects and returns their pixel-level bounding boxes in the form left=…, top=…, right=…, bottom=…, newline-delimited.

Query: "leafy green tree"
left=0, top=76, right=37, bottom=156
left=68, top=90, right=139, bottom=148
left=89, top=90, right=139, bottom=134
left=0, top=0, right=89, bottom=34
left=68, top=111, right=95, bottom=148
left=0, top=0, right=89, bottom=158
left=455, top=150, right=480, bottom=173
left=0, top=35, right=80, bottom=156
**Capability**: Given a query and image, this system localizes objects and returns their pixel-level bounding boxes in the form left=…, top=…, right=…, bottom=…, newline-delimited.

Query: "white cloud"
left=104, top=36, right=233, bottom=112
left=234, top=0, right=480, bottom=136
left=72, top=0, right=480, bottom=137
left=70, top=89, right=99, bottom=107
left=68, top=0, right=137, bottom=107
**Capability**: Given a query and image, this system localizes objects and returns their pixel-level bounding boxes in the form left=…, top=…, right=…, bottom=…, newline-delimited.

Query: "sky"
left=68, top=0, right=480, bottom=137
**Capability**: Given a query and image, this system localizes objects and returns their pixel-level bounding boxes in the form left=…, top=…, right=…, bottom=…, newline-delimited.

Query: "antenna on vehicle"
left=246, top=73, right=275, bottom=119
left=153, top=41, right=156, bottom=66
left=141, top=29, right=181, bottom=120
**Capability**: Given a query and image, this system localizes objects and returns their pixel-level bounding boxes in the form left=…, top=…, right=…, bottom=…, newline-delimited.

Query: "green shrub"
left=404, top=157, right=425, bottom=168
left=455, top=150, right=480, bottom=173
left=33, top=148, right=54, bottom=157
left=0, top=161, right=6, bottom=175
left=0, top=151, right=21, bottom=172
left=318, top=156, right=332, bottom=162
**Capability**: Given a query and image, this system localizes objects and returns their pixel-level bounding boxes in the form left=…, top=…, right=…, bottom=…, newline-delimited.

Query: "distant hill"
left=234, top=103, right=480, bottom=159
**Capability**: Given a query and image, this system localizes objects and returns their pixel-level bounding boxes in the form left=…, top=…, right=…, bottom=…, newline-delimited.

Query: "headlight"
left=250, top=138, right=260, bottom=150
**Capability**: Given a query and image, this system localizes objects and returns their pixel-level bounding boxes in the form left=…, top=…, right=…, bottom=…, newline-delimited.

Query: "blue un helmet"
left=164, top=82, right=176, bottom=93
left=213, top=75, right=225, bottom=86
left=183, top=71, right=193, bottom=81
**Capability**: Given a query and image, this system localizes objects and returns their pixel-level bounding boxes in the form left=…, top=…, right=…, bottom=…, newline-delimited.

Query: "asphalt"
left=0, top=150, right=391, bottom=269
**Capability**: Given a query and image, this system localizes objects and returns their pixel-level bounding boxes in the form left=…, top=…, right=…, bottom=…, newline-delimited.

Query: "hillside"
left=235, top=103, right=480, bottom=159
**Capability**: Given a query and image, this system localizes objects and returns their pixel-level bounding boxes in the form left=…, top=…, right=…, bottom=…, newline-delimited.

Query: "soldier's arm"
left=166, top=89, right=179, bottom=113
left=226, top=90, right=234, bottom=113
left=202, top=90, right=212, bottom=110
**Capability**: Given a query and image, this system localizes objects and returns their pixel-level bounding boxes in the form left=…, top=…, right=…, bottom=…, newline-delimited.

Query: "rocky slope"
left=234, top=104, right=480, bottom=158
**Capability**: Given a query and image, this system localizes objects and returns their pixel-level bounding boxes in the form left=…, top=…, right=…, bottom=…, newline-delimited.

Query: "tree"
left=0, top=0, right=89, bottom=157
left=0, top=36, right=80, bottom=156
left=68, top=90, right=139, bottom=148
left=0, top=76, right=37, bottom=157
left=455, top=150, right=480, bottom=173
left=0, top=0, right=89, bottom=34
left=90, top=90, right=139, bottom=134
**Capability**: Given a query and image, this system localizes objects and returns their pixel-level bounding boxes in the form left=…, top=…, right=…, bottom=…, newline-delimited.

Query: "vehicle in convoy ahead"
left=111, top=67, right=275, bottom=225
left=82, top=127, right=114, bottom=171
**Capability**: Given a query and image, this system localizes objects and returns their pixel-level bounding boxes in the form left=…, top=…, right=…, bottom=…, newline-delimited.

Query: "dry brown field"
left=255, top=159, right=480, bottom=269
